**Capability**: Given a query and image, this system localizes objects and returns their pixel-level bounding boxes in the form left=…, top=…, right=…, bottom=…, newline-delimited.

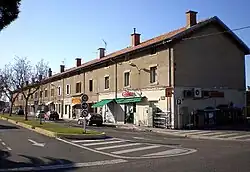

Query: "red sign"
left=122, top=91, right=135, bottom=97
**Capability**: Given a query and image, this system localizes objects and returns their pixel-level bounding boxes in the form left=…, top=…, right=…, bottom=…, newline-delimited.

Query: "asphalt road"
left=1, top=119, right=250, bottom=172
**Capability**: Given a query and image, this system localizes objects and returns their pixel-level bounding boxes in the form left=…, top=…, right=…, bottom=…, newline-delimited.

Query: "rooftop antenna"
left=102, top=39, right=107, bottom=53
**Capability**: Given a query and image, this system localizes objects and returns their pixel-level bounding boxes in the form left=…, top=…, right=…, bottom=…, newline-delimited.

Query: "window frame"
left=149, top=66, right=157, bottom=83
left=104, top=76, right=110, bottom=90
left=89, top=79, right=93, bottom=92
left=124, top=71, right=130, bottom=87
left=66, top=84, right=70, bottom=95
left=75, top=82, right=82, bottom=94
left=58, top=86, right=61, bottom=96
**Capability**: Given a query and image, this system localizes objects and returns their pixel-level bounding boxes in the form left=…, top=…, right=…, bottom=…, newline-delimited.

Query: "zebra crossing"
left=61, top=137, right=197, bottom=159
left=163, top=129, right=250, bottom=141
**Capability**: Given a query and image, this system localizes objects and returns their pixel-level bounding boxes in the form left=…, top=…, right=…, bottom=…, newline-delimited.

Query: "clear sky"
left=0, top=0, right=249, bottom=84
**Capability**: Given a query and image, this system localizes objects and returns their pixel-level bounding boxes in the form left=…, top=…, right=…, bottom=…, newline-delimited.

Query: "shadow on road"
left=0, top=124, right=19, bottom=130
left=0, top=150, right=80, bottom=171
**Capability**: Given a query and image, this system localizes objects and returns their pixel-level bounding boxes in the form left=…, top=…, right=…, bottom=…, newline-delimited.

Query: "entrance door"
left=124, top=103, right=135, bottom=124
left=68, top=105, right=71, bottom=119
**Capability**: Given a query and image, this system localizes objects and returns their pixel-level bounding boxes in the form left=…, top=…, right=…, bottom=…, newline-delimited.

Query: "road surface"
left=1, top=119, right=250, bottom=172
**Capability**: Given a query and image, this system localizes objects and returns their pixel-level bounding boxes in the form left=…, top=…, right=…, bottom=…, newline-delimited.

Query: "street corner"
left=57, top=136, right=197, bottom=160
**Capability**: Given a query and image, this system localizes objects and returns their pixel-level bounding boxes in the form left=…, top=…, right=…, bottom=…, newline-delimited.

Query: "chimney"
left=48, top=68, right=52, bottom=77
left=60, top=65, right=65, bottom=73
left=186, top=10, right=198, bottom=28
left=98, top=48, right=105, bottom=58
left=131, top=28, right=140, bottom=47
left=75, top=58, right=81, bottom=67
left=38, top=74, right=42, bottom=81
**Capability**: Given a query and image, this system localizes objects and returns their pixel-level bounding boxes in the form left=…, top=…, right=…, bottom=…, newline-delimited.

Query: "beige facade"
left=13, top=11, right=249, bottom=129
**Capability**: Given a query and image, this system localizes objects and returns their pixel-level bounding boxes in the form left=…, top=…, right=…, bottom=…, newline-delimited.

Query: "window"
left=35, top=92, right=38, bottom=99
left=45, top=90, right=48, bottom=97
left=58, top=86, right=61, bottom=96
left=150, top=66, right=157, bottom=83
left=124, top=72, right=130, bottom=87
left=65, top=105, right=68, bottom=114
left=51, top=89, right=54, bottom=97
left=40, top=91, right=43, bottom=98
left=104, top=76, right=109, bottom=89
left=20, top=95, right=23, bottom=100
left=76, top=82, right=81, bottom=93
left=30, top=94, right=33, bottom=99
left=66, top=85, right=70, bottom=95
left=89, top=80, right=93, bottom=92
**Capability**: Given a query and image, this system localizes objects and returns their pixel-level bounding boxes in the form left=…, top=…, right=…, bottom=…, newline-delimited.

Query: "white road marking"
left=133, top=137, right=149, bottom=140
left=213, top=133, right=239, bottom=138
left=171, top=130, right=200, bottom=134
left=184, top=131, right=213, bottom=135
left=57, top=138, right=197, bottom=159
left=82, top=140, right=126, bottom=146
left=71, top=138, right=116, bottom=143
left=28, top=139, right=45, bottom=147
left=6, top=147, right=12, bottom=151
left=96, top=143, right=142, bottom=150
left=143, top=148, right=188, bottom=156
left=2, top=142, right=6, bottom=146
left=227, top=134, right=250, bottom=139
left=198, top=132, right=224, bottom=136
left=111, top=145, right=161, bottom=155
left=0, top=159, right=128, bottom=172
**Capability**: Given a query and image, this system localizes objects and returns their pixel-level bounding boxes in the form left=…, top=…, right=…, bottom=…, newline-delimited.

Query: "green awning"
left=115, top=97, right=142, bottom=104
left=91, top=99, right=113, bottom=108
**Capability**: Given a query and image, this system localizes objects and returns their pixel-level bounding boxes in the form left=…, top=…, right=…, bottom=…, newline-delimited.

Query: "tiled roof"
left=45, top=16, right=250, bottom=82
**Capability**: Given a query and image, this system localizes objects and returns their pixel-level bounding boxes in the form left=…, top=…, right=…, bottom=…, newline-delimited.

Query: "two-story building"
left=14, top=10, right=249, bottom=129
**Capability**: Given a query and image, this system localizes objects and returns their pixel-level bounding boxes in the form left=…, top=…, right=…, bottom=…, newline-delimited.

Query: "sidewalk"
left=103, top=123, right=250, bottom=141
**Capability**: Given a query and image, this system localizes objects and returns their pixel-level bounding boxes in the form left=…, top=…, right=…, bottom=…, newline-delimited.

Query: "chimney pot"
left=131, top=28, right=140, bottom=47
left=60, top=65, right=65, bottom=73
left=98, top=48, right=105, bottom=58
left=186, top=10, right=198, bottom=28
left=48, top=68, right=52, bottom=77
left=75, top=58, right=82, bottom=67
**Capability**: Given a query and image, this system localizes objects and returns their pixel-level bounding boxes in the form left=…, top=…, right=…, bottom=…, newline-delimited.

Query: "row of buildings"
left=13, top=10, right=249, bottom=129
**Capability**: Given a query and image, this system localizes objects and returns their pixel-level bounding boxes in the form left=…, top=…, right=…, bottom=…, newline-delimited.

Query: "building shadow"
left=0, top=124, right=19, bottom=130
left=0, top=150, right=80, bottom=171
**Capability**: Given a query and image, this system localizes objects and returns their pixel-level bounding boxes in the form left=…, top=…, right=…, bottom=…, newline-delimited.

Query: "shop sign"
left=122, top=90, right=135, bottom=97
left=72, top=97, right=81, bottom=104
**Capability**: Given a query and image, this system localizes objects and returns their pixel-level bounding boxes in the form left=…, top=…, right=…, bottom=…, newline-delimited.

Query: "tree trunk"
left=25, top=99, right=28, bottom=121
left=9, top=101, right=13, bottom=116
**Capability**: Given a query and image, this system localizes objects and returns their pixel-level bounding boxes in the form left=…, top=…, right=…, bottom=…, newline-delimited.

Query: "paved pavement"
left=1, top=118, right=250, bottom=171
left=57, top=119, right=250, bottom=141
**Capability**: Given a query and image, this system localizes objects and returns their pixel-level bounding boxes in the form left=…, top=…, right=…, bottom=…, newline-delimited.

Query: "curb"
left=116, top=124, right=250, bottom=142
left=0, top=116, right=106, bottom=140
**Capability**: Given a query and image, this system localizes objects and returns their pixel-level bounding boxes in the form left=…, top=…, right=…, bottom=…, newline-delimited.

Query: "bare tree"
left=12, top=57, right=49, bottom=120
left=0, top=64, right=19, bottom=116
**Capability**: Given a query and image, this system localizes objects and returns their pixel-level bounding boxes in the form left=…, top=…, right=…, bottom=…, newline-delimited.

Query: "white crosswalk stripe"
left=167, top=130, right=250, bottom=141
left=68, top=137, right=196, bottom=158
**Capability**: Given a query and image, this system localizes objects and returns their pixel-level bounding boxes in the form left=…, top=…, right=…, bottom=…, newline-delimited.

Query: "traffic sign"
left=176, top=98, right=182, bottom=105
left=81, top=94, right=89, bottom=102
left=81, top=102, right=88, bottom=109
left=80, top=109, right=88, bottom=117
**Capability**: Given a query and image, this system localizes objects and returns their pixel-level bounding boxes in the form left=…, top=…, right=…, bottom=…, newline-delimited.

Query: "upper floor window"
left=35, top=92, right=38, bottom=99
left=44, top=89, right=48, bottom=97
left=39, top=90, right=43, bottom=98
left=66, top=84, right=70, bottom=95
left=104, top=76, right=109, bottom=89
left=76, top=82, right=81, bottom=93
left=124, top=72, right=130, bottom=87
left=30, top=94, right=33, bottom=99
left=20, top=95, right=23, bottom=100
left=58, top=86, right=61, bottom=96
left=150, top=66, right=157, bottom=83
left=89, top=80, right=93, bottom=92
left=51, top=89, right=54, bottom=97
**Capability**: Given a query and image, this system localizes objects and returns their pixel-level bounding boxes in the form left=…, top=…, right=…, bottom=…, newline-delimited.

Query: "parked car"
left=77, top=113, right=103, bottom=126
left=44, top=111, right=59, bottom=121
left=35, top=110, right=46, bottom=118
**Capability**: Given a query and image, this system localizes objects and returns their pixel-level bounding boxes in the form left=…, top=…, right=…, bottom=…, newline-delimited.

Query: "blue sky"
left=0, top=0, right=250, bottom=84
